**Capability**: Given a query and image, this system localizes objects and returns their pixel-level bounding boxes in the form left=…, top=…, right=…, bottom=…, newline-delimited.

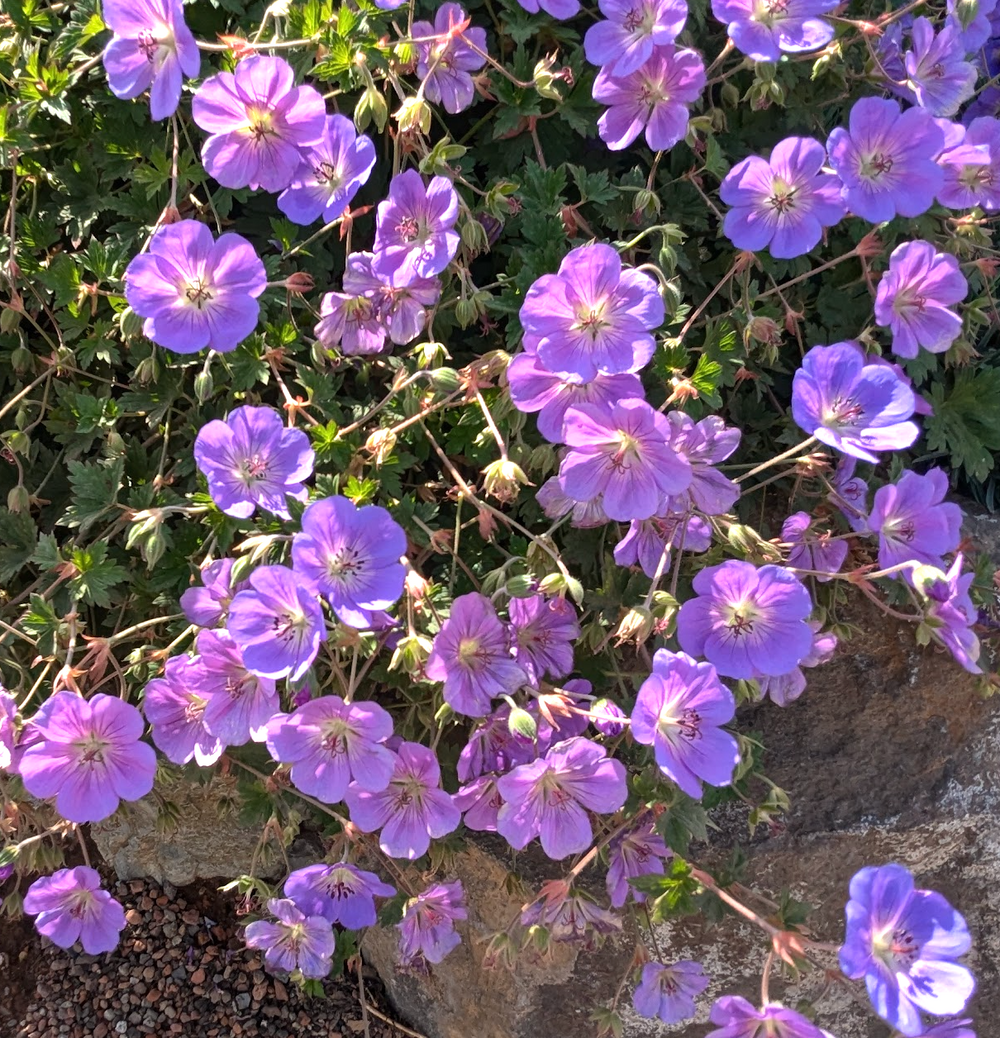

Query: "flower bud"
left=389, top=633, right=433, bottom=674
left=427, top=365, right=461, bottom=392
left=355, top=85, right=388, bottom=134
left=727, top=523, right=783, bottom=563
left=134, top=354, right=159, bottom=384
left=507, top=705, right=538, bottom=742
left=120, top=306, right=146, bottom=340
left=505, top=574, right=538, bottom=599
left=461, top=218, right=489, bottom=254
left=10, top=345, right=32, bottom=374
left=0, top=307, right=22, bottom=334
left=283, top=271, right=315, bottom=295
left=614, top=605, right=654, bottom=646
left=6, top=485, right=30, bottom=513
left=194, top=370, right=214, bottom=404
left=394, top=96, right=432, bottom=135
left=591, top=698, right=627, bottom=737
left=365, top=428, right=397, bottom=467
left=455, top=296, right=478, bottom=328
left=405, top=568, right=430, bottom=600
left=482, top=459, right=531, bottom=504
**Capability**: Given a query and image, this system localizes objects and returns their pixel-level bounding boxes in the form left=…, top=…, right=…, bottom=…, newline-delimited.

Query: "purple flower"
left=937, top=116, right=1000, bottom=210
left=782, top=512, right=849, bottom=581
left=918, top=1021, right=976, bottom=1038
left=707, top=997, right=829, bottom=1038
left=413, top=4, right=486, bottom=114
left=283, top=863, right=395, bottom=928
left=342, top=252, right=441, bottom=345
left=507, top=352, right=644, bottom=443
left=188, top=629, right=279, bottom=745
left=630, top=649, right=739, bottom=798
left=665, top=413, right=741, bottom=515
left=0, top=688, right=16, bottom=772
left=827, top=98, right=945, bottom=222
left=453, top=774, right=504, bottom=831
left=514, top=0, right=581, bottom=17
left=905, top=19, right=978, bottom=117
left=371, top=171, right=460, bottom=285
left=101, top=0, right=199, bottom=121
left=829, top=455, right=871, bottom=534
left=244, top=898, right=335, bottom=979
left=425, top=593, right=526, bottom=717
left=874, top=240, right=968, bottom=359
left=496, top=736, right=627, bottom=859
left=633, top=960, right=708, bottom=1023
left=585, top=0, right=688, bottom=76
left=520, top=890, right=622, bottom=949
left=24, top=867, right=126, bottom=955
left=192, top=55, right=327, bottom=193
left=266, top=696, right=395, bottom=803
left=947, top=0, right=998, bottom=50
left=292, top=495, right=405, bottom=629
left=519, top=243, right=664, bottom=382
left=314, top=289, right=387, bottom=356
left=181, top=558, right=244, bottom=628
left=277, top=115, right=376, bottom=225
left=227, top=565, right=326, bottom=681
left=194, top=406, right=314, bottom=520
left=345, top=741, right=460, bottom=859
left=397, top=881, right=466, bottom=970
left=614, top=513, right=712, bottom=578
left=142, top=655, right=224, bottom=766
left=721, top=137, right=846, bottom=259
left=125, top=220, right=266, bottom=354
left=711, top=0, right=837, bottom=62
left=18, top=692, right=156, bottom=824
left=606, top=822, right=671, bottom=907
left=591, top=698, right=628, bottom=738
left=755, top=622, right=838, bottom=706
left=593, top=47, right=707, bottom=153
left=676, top=561, right=814, bottom=679
left=508, top=594, right=579, bottom=685
left=839, top=863, right=974, bottom=1036
left=868, top=468, right=963, bottom=572
left=537, top=476, right=611, bottom=528
left=791, top=341, right=919, bottom=462
left=558, top=399, right=692, bottom=522
left=919, top=554, right=982, bottom=674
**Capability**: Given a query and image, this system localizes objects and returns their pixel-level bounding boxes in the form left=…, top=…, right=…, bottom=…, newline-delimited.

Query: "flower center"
left=960, top=163, right=996, bottom=188
left=457, top=636, right=484, bottom=670
left=74, top=732, right=110, bottom=765
left=885, top=517, right=916, bottom=543
left=136, top=26, right=173, bottom=64
left=872, top=925, right=921, bottom=970
left=246, top=106, right=276, bottom=142
left=327, top=545, right=362, bottom=581
left=575, top=305, right=610, bottom=339
left=315, top=161, right=341, bottom=186
left=321, top=719, right=350, bottom=755
left=824, top=394, right=865, bottom=429
left=68, top=889, right=96, bottom=919
left=860, top=150, right=895, bottom=181
left=238, top=452, right=269, bottom=485
left=767, top=177, right=798, bottom=214
left=224, top=675, right=253, bottom=702
left=623, top=4, right=655, bottom=34
left=397, top=215, right=422, bottom=243
left=893, top=288, right=927, bottom=317
left=657, top=705, right=702, bottom=742
left=183, top=695, right=208, bottom=725
left=724, top=601, right=760, bottom=637
left=610, top=432, right=641, bottom=472
left=272, top=608, right=308, bottom=643
left=753, top=0, right=790, bottom=26
left=185, top=278, right=214, bottom=310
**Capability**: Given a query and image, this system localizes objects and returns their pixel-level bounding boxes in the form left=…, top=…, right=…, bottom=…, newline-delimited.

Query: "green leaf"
left=69, top=542, right=128, bottom=607
left=59, top=457, right=125, bottom=532
left=925, top=367, right=1000, bottom=482
left=656, top=792, right=711, bottom=856
left=0, top=508, right=37, bottom=582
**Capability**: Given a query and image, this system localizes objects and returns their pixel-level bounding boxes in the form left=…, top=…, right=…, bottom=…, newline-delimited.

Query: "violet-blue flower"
left=676, top=561, right=814, bottom=678
left=496, top=736, right=627, bottom=859
left=614, top=513, right=712, bottom=578
left=519, top=243, right=664, bottom=381
left=520, top=889, right=622, bottom=949
left=721, top=137, right=846, bottom=259
left=345, top=741, right=460, bottom=859
left=585, top=0, right=688, bottom=76
left=397, top=880, right=467, bottom=970
left=917, top=554, right=982, bottom=674
left=937, top=116, right=1000, bottom=211
left=414, top=4, right=486, bottom=115
left=314, top=289, right=388, bottom=356
left=266, top=695, right=395, bottom=803
left=372, top=170, right=460, bottom=285
left=124, top=219, right=266, bottom=355
left=606, top=822, right=671, bottom=907
left=244, top=898, right=335, bottom=979
left=630, top=649, right=739, bottom=798
left=453, top=774, right=504, bottom=832
left=874, top=240, right=968, bottom=359
left=0, top=688, right=16, bottom=772
left=905, top=18, right=978, bottom=117
left=284, top=863, right=396, bottom=928
left=947, top=0, right=998, bottom=50
left=593, top=46, right=707, bottom=152
left=514, top=0, right=581, bottom=17
left=292, top=495, right=406, bottom=629
left=665, top=413, right=741, bottom=516
left=24, top=867, right=126, bottom=955
left=227, top=565, right=326, bottom=681
left=558, top=399, right=693, bottom=522
left=707, top=996, right=830, bottom=1038
left=711, top=0, right=837, bottom=62
left=508, top=594, right=580, bottom=685
left=790, top=341, right=919, bottom=462
left=782, top=512, right=849, bottom=581
left=192, top=55, right=327, bottom=192
left=188, top=628, right=279, bottom=745
left=102, top=0, right=199, bottom=121
left=507, top=351, right=644, bottom=443
left=342, top=252, right=441, bottom=346
left=18, top=691, right=156, bottom=824
left=180, top=557, right=244, bottom=628
left=591, top=698, right=628, bottom=738
left=827, top=98, right=945, bottom=222
left=633, top=960, right=708, bottom=1023
left=143, top=655, right=224, bottom=766
left=425, top=592, right=526, bottom=717
left=829, top=455, right=871, bottom=534
left=194, top=406, right=314, bottom=520
left=277, top=115, right=376, bottom=226
left=839, top=863, right=975, bottom=1036
left=868, top=468, right=963, bottom=573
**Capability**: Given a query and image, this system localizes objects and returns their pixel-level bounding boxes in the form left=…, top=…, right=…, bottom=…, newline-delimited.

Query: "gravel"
left=0, top=876, right=403, bottom=1038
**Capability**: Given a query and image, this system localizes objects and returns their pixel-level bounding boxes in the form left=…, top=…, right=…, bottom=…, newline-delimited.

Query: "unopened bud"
left=284, top=271, right=315, bottom=295
left=405, top=568, right=430, bottom=600
left=355, top=85, right=389, bottom=134
left=455, top=296, right=478, bottom=329
left=614, top=605, right=654, bottom=646
left=910, top=563, right=948, bottom=598
left=727, top=523, right=783, bottom=563
left=427, top=366, right=461, bottom=392
left=7, top=485, right=30, bottom=513
left=461, top=218, right=489, bottom=254
left=505, top=574, right=538, bottom=599
left=394, top=96, right=432, bottom=135
left=194, top=370, right=214, bottom=404
left=482, top=459, right=531, bottom=504
left=533, top=55, right=565, bottom=101
left=365, top=428, right=397, bottom=467
left=507, top=705, right=537, bottom=742
left=120, top=306, right=146, bottom=340
left=389, top=633, right=433, bottom=674
left=134, top=354, right=159, bottom=384
left=10, top=345, right=32, bottom=374
left=0, top=307, right=22, bottom=334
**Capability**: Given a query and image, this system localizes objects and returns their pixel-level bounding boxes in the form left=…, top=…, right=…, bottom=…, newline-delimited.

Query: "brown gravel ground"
left=0, top=875, right=412, bottom=1038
